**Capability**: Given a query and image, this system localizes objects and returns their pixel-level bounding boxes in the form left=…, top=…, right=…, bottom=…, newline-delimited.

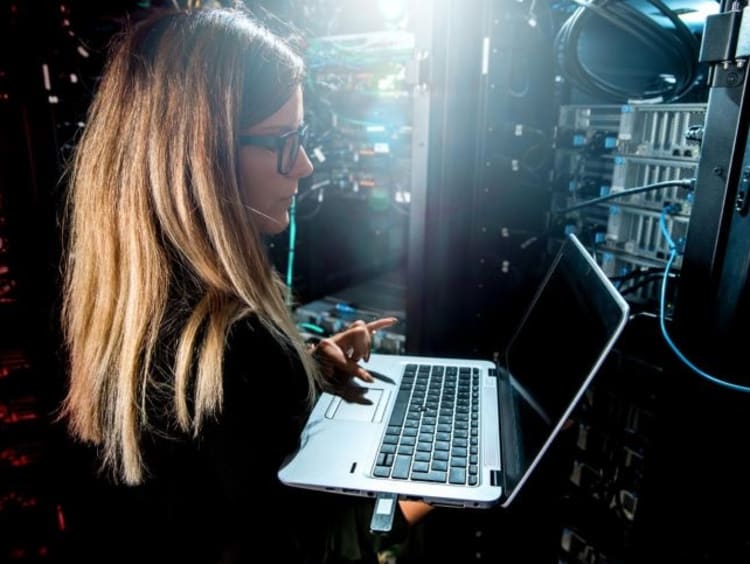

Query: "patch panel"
left=604, top=206, right=689, bottom=262
left=617, top=103, right=706, bottom=160
left=554, top=103, right=705, bottom=307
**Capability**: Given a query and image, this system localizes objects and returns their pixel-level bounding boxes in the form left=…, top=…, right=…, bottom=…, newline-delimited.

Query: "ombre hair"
left=60, top=7, right=319, bottom=485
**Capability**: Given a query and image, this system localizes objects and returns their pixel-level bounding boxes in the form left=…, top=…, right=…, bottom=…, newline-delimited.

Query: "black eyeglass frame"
left=238, top=122, right=309, bottom=175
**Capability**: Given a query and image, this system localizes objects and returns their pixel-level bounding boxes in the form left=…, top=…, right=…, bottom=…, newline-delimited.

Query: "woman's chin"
left=258, top=213, right=289, bottom=236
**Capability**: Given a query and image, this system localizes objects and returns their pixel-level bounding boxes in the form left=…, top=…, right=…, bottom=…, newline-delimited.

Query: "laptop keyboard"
left=372, top=363, right=480, bottom=486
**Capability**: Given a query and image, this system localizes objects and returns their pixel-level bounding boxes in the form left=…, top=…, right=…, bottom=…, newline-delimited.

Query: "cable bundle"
left=555, top=0, right=699, bottom=102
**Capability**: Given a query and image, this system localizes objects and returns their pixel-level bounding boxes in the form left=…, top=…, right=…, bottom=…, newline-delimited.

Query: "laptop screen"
left=498, top=234, right=629, bottom=504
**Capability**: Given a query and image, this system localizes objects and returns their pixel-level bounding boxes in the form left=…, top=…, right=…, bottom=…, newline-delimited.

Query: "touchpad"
left=325, top=389, right=388, bottom=422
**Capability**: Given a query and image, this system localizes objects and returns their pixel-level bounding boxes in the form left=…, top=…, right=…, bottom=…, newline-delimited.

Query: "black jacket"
left=60, top=316, right=399, bottom=563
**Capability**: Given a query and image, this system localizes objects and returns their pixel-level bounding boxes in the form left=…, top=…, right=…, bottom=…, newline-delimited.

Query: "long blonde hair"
left=61, top=7, right=319, bottom=485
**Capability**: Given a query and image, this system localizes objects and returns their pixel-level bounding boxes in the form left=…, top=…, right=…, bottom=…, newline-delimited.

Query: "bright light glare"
left=678, top=1, right=720, bottom=27
left=695, top=1, right=721, bottom=16
left=378, top=0, right=406, bottom=21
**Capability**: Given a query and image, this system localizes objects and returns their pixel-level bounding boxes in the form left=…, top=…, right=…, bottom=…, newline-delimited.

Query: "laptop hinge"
left=490, top=470, right=503, bottom=487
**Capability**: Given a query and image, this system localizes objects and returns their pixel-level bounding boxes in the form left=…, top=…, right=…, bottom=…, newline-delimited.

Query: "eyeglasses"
left=239, top=122, right=309, bottom=175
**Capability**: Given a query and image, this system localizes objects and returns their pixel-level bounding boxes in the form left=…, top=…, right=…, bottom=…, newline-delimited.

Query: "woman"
left=60, top=6, right=426, bottom=563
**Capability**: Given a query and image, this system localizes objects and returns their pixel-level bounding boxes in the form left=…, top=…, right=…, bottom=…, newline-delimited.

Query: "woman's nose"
left=288, top=146, right=314, bottom=179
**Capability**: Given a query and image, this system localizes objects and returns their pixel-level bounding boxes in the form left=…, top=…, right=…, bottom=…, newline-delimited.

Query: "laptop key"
left=374, top=466, right=391, bottom=478
left=434, top=441, right=450, bottom=452
left=450, top=457, right=467, bottom=468
left=449, top=467, right=466, bottom=484
left=397, top=446, right=414, bottom=456
left=431, top=460, right=448, bottom=471
left=411, top=470, right=447, bottom=483
left=416, top=441, right=432, bottom=452
left=392, top=455, right=411, bottom=479
left=451, top=446, right=467, bottom=457
left=400, top=436, right=416, bottom=446
left=388, top=389, right=411, bottom=427
left=412, top=461, right=429, bottom=473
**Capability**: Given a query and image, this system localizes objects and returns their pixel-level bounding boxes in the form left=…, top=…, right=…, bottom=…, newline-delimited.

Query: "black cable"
left=553, top=179, right=694, bottom=215
left=619, top=270, right=677, bottom=297
left=296, top=179, right=330, bottom=204
left=554, top=0, right=699, bottom=102
left=610, top=266, right=664, bottom=284
left=567, top=1, right=683, bottom=100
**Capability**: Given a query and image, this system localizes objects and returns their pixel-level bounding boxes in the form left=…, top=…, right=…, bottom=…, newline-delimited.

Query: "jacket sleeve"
left=199, top=317, right=334, bottom=559
left=201, top=316, right=410, bottom=561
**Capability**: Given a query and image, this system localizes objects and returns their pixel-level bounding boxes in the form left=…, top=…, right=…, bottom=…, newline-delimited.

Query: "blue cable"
left=286, top=197, right=297, bottom=306
left=658, top=207, right=750, bottom=393
left=298, top=322, right=325, bottom=335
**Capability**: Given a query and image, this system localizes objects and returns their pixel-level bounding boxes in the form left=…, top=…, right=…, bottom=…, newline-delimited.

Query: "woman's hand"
left=313, top=317, right=397, bottom=401
left=398, top=499, right=434, bottom=526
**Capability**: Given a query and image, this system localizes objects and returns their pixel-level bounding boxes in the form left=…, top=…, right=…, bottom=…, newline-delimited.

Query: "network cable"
left=285, top=197, right=297, bottom=306
left=553, top=178, right=695, bottom=215
left=658, top=205, right=750, bottom=393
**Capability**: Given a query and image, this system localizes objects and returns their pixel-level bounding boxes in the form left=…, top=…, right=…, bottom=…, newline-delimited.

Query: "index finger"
left=338, top=358, right=375, bottom=383
left=366, top=317, right=398, bottom=332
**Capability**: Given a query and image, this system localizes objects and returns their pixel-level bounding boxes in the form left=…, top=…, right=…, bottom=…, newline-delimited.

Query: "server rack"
left=403, top=0, right=750, bottom=562
left=281, top=3, right=423, bottom=352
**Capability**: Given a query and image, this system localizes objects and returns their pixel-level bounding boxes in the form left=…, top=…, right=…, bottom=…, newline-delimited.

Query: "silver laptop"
left=279, top=233, right=629, bottom=508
